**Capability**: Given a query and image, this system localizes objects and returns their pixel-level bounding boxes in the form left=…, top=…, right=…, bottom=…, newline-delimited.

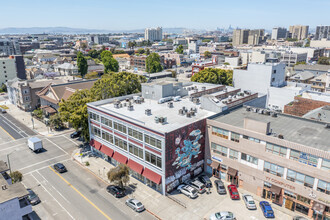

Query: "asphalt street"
left=0, top=113, right=35, bottom=140
left=0, top=121, right=155, bottom=220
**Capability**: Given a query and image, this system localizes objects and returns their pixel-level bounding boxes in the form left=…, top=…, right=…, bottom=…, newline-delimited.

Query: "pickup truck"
left=28, top=137, right=43, bottom=153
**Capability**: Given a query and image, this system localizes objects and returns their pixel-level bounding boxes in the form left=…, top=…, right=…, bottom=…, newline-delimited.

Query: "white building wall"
left=0, top=58, right=17, bottom=85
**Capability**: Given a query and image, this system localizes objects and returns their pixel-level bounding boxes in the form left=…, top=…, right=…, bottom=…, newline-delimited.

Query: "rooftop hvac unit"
left=246, top=107, right=251, bottom=111
left=145, top=109, right=151, bottom=115
left=325, top=124, right=330, bottom=129
left=202, top=86, right=206, bottom=91
left=259, top=109, right=264, bottom=114
left=140, top=97, right=144, bottom=102
left=190, top=111, right=195, bottom=116
left=182, top=106, right=186, bottom=111
left=127, top=105, right=134, bottom=111
left=193, top=98, right=200, bottom=104
left=155, top=116, right=159, bottom=123
left=271, top=112, right=277, bottom=117
left=123, top=102, right=127, bottom=107
left=186, top=112, right=191, bottom=118
left=126, top=98, right=130, bottom=102
left=278, top=134, right=284, bottom=139
left=179, top=109, right=184, bottom=115
left=167, top=102, right=174, bottom=108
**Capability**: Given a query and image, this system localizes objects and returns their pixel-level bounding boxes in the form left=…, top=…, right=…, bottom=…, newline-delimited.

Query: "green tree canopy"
left=107, top=164, right=130, bottom=189
left=318, top=57, right=330, bottom=65
left=191, top=68, right=233, bottom=86
left=77, top=51, right=88, bottom=78
left=137, top=48, right=145, bottom=54
left=84, top=71, right=100, bottom=79
left=146, top=48, right=150, bottom=55
left=101, top=50, right=119, bottom=73
left=49, top=113, right=64, bottom=130
left=59, top=72, right=146, bottom=141
left=146, top=53, right=163, bottom=73
left=175, top=45, right=184, bottom=54
left=204, top=51, right=212, bottom=58
left=10, top=171, right=23, bottom=183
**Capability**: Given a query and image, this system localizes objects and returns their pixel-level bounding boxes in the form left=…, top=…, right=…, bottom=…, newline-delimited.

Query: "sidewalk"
left=0, top=101, right=73, bottom=137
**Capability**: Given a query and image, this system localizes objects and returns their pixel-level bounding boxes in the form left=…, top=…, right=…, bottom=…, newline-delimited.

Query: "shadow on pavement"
left=29, top=211, right=41, bottom=220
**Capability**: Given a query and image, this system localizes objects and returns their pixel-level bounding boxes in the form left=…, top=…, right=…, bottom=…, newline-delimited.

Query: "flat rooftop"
left=94, top=96, right=215, bottom=133
left=0, top=177, right=29, bottom=204
left=213, top=107, right=330, bottom=151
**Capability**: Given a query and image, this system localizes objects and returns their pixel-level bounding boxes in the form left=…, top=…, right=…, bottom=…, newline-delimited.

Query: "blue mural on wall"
left=172, top=129, right=203, bottom=170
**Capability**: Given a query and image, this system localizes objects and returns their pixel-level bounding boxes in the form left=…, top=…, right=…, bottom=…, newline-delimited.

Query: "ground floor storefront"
left=207, top=159, right=330, bottom=220
left=90, top=141, right=164, bottom=194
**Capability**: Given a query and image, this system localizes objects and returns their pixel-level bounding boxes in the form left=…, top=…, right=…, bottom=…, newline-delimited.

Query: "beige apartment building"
left=289, top=25, right=309, bottom=40
left=206, top=106, right=329, bottom=220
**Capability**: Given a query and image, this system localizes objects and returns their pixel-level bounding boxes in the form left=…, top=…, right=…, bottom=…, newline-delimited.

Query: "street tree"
left=204, top=51, right=212, bottom=58
left=175, top=45, right=184, bottom=54
left=77, top=51, right=88, bottom=78
left=49, top=113, right=64, bottom=130
left=318, top=57, right=330, bottom=65
left=191, top=68, right=233, bottom=86
left=146, top=48, right=150, bottom=55
left=146, top=53, right=163, bottom=73
left=107, top=164, right=130, bottom=189
left=101, top=50, right=119, bottom=73
left=137, top=48, right=145, bottom=54
left=10, top=171, right=23, bottom=183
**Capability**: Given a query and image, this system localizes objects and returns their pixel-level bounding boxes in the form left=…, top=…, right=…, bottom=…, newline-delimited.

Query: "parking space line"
left=20, top=154, right=68, bottom=171
left=49, top=166, right=112, bottom=220
left=45, top=138, right=68, bottom=155
left=30, top=172, right=75, bottom=220
left=0, top=124, right=15, bottom=140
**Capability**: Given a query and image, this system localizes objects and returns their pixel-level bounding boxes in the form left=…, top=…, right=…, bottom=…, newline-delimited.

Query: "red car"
left=228, top=184, right=240, bottom=200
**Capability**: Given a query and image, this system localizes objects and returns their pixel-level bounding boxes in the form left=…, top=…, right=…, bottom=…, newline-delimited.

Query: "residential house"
left=310, top=74, right=328, bottom=92
left=54, top=63, right=78, bottom=76
left=288, top=71, right=315, bottom=83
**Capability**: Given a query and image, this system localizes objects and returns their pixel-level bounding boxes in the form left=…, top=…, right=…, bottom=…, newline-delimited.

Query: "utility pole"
left=7, top=150, right=16, bottom=175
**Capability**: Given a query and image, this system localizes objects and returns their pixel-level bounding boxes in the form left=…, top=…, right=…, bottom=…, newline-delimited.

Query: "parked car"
left=198, top=174, right=212, bottom=188
left=27, top=189, right=40, bottom=205
left=106, top=185, right=125, bottom=198
left=53, top=163, right=67, bottom=173
left=70, top=130, right=81, bottom=138
left=214, top=180, right=226, bottom=194
left=177, top=184, right=198, bottom=199
left=227, top=184, right=240, bottom=200
left=259, top=201, right=275, bottom=218
left=209, top=211, right=236, bottom=220
left=293, top=216, right=308, bottom=220
left=125, top=199, right=145, bottom=212
left=242, top=194, right=257, bottom=210
left=187, top=179, right=206, bottom=194
left=0, top=108, right=6, bottom=113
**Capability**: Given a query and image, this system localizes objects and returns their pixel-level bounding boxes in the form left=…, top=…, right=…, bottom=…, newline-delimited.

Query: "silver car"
left=242, top=194, right=257, bottom=210
left=187, top=179, right=206, bottom=194
left=209, top=211, right=236, bottom=220
left=177, top=184, right=198, bottom=199
left=125, top=199, right=145, bottom=212
left=214, top=180, right=226, bottom=194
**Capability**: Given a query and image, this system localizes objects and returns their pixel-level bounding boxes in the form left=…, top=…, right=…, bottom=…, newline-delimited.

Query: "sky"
left=0, top=0, right=329, bottom=31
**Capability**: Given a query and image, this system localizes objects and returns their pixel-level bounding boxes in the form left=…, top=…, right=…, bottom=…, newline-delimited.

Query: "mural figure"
left=172, top=129, right=202, bottom=170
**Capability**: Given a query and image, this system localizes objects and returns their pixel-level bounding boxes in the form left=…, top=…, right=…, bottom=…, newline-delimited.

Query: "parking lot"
left=169, top=177, right=293, bottom=220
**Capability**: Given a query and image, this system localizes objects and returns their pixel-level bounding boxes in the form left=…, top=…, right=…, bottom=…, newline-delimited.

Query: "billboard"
left=165, top=119, right=206, bottom=192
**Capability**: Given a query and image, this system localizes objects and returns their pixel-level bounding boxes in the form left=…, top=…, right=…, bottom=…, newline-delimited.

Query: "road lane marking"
left=49, top=166, right=112, bottom=220
left=19, top=154, right=68, bottom=171
left=0, top=142, right=26, bottom=152
left=45, top=138, right=68, bottom=155
left=24, top=158, right=71, bottom=175
left=0, top=115, right=27, bottom=138
left=30, top=172, right=75, bottom=220
left=0, top=124, right=15, bottom=140
left=0, top=114, right=29, bottom=137
left=62, top=135, right=80, bottom=146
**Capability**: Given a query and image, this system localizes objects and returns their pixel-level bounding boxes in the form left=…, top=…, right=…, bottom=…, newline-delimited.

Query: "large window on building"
left=230, top=132, right=240, bottom=142
left=266, top=143, right=287, bottom=157
left=128, top=127, right=143, bottom=141
left=286, top=169, right=314, bottom=188
left=211, top=143, right=227, bottom=156
left=89, top=112, right=99, bottom=121
left=102, top=130, right=113, bottom=143
left=289, top=150, right=318, bottom=167
left=101, top=116, right=112, bottom=127
left=114, top=122, right=127, bottom=134
left=317, top=180, right=330, bottom=195
left=321, top=159, right=330, bottom=171
left=212, top=127, right=229, bottom=139
left=114, top=137, right=127, bottom=151
left=129, top=144, right=143, bottom=159
left=243, top=135, right=260, bottom=143
left=144, top=134, right=161, bottom=149
left=264, top=161, right=284, bottom=177
left=241, top=153, right=258, bottom=165
left=145, top=151, right=162, bottom=168
left=91, top=126, right=100, bottom=137
left=229, top=149, right=239, bottom=160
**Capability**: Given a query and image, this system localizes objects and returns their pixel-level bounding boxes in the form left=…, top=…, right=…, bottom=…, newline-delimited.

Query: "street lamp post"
left=7, top=150, right=16, bottom=175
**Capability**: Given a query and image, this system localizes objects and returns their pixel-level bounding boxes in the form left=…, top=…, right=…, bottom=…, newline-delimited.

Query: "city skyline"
left=1, top=0, right=329, bottom=31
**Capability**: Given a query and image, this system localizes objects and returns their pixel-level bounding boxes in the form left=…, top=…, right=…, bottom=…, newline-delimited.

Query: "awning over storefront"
left=113, top=152, right=128, bottom=164
left=227, top=167, right=238, bottom=176
left=100, top=145, right=114, bottom=157
left=269, top=184, right=282, bottom=195
left=210, top=161, right=220, bottom=169
left=143, top=168, right=162, bottom=184
left=94, top=141, right=102, bottom=150
left=127, top=159, right=144, bottom=174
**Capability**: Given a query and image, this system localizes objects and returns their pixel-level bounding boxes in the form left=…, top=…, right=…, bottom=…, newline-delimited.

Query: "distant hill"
left=0, top=27, right=187, bottom=34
